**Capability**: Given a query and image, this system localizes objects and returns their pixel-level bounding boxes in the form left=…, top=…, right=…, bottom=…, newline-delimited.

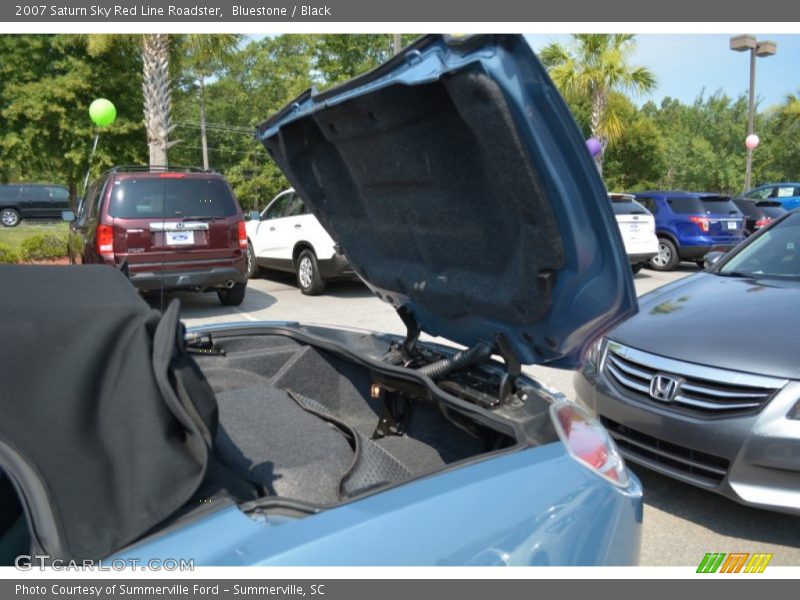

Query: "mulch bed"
left=21, top=257, right=70, bottom=265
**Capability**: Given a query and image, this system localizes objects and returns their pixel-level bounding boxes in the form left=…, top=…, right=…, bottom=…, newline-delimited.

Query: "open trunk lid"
left=256, top=34, right=636, bottom=369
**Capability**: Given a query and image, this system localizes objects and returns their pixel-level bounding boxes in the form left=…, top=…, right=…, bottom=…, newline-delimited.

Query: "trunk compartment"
left=192, top=330, right=555, bottom=507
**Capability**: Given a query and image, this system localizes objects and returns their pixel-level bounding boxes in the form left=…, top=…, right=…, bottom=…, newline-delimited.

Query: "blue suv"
left=635, top=191, right=745, bottom=271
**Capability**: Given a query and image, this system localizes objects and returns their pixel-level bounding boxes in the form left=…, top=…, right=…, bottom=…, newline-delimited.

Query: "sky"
left=525, top=34, right=800, bottom=111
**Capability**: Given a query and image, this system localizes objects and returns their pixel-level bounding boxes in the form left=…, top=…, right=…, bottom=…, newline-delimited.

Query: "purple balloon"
left=586, top=138, right=602, bottom=157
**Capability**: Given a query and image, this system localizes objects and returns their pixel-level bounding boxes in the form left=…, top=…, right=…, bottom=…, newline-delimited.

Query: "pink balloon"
left=586, top=138, right=602, bottom=157
left=745, top=134, right=760, bottom=150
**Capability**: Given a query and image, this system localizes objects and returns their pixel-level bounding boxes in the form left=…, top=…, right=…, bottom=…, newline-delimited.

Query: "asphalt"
left=169, top=263, right=800, bottom=566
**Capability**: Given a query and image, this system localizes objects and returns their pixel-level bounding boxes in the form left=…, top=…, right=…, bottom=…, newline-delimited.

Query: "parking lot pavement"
left=175, top=264, right=800, bottom=566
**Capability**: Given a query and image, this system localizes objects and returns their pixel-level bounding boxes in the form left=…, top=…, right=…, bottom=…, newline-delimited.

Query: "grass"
left=0, top=221, right=69, bottom=260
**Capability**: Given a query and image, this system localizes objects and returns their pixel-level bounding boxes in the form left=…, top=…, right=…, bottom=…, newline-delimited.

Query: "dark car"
left=731, top=197, right=786, bottom=236
left=1, top=35, right=642, bottom=567
left=635, top=191, right=745, bottom=271
left=65, top=167, right=248, bottom=305
left=0, top=183, right=70, bottom=227
left=574, top=210, right=800, bottom=514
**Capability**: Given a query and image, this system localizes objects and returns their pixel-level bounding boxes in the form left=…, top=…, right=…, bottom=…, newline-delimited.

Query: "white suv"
left=245, top=188, right=354, bottom=294
left=609, top=193, right=658, bottom=273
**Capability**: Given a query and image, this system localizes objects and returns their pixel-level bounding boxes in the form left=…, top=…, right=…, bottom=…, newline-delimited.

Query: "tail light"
left=96, top=224, right=114, bottom=257
left=237, top=220, right=247, bottom=249
left=550, top=402, right=629, bottom=487
left=755, top=217, right=771, bottom=229
left=689, top=216, right=710, bottom=232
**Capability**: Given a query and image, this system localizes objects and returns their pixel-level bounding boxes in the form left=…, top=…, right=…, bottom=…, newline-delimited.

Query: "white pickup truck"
left=245, top=188, right=354, bottom=295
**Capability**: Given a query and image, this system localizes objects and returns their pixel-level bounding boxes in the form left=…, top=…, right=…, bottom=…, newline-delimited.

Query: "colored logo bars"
left=697, top=552, right=773, bottom=573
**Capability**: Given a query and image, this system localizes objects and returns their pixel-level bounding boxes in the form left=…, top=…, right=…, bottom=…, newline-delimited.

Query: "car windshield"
left=108, top=177, right=237, bottom=219
left=720, top=212, right=800, bottom=279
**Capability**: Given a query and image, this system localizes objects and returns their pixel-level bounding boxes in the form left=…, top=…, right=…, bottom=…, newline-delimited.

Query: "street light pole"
left=730, top=35, right=777, bottom=193
left=745, top=46, right=756, bottom=192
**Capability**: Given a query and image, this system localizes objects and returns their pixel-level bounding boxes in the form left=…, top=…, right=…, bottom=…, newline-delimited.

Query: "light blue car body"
left=114, top=34, right=644, bottom=566
left=116, top=431, right=642, bottom=566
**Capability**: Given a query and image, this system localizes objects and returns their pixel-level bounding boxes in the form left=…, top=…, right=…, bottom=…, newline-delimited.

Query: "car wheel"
left=217, top=282, right=247, bottom=306
left=296, top=249, right=326, bottom=295
left=631, top=263, right=643, bottom=274
left=1, top=208, right=20, bottom=227
left=246, top=242, right=259, bottom=279
left=650, top=238, right=679, bottom=271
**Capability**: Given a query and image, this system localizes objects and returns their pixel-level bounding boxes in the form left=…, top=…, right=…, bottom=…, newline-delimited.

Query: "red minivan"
left=67, top=167, right=248, bottom=305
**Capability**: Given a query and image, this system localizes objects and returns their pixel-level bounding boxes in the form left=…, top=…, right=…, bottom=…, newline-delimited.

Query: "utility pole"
left=729, top=35, right=777, bottom=193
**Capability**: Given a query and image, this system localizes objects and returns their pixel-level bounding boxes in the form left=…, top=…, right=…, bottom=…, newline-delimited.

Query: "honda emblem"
left=649, top=373, right=681, bottom=402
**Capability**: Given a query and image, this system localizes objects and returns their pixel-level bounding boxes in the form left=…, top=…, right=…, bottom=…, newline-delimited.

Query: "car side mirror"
left=247, top=210, right=260, bottom=222
left=703, top=251, right=726, bottom=269
left=61, top=210, right=75, bottom=223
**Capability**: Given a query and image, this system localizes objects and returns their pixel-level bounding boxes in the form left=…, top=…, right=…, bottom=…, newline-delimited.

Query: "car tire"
left=217, top=281, right=247, bottom=306
left=650, top=238, right=680, bottom=271
left=246, top=242, right=259, bottom=279
left=631, top=263, right=643, bottom=274
left=296, top=249, right=326, bottom=295
left=1, top=208, right=20, bottom=227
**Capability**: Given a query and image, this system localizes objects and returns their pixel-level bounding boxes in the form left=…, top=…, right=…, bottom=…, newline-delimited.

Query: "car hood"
left=610, top=273, right=800, bottom=379
left=256, top=34, right=636, bottom=368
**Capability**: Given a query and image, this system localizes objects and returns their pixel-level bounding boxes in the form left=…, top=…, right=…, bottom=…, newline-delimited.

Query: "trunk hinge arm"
left=495, top=333, right=521, bottom=403
left=397, top=306, right=421, bottom=361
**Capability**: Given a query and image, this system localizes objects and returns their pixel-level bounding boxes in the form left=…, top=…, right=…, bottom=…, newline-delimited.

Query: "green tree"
left=0, top=35, right=144, bottom=201
left=313, top=34, right=416, bottom=87
left=179, top=34, right=242, bottom=170
left=602, top=94, right=666, bottom=190
left=539, top=34, right=656, bottom=174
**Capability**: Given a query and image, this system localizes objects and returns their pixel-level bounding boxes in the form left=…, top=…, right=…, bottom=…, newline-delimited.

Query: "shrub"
left=0, top=242, right=19, bottom=264
left=20, top=232, right=69, bottom=261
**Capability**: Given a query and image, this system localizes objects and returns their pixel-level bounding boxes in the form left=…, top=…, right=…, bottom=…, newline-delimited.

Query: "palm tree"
left=539, top=34, right=656, bottom=174
left=89, top=34, right=240, bottom=168
left=775, top=91, right=800, bottom=130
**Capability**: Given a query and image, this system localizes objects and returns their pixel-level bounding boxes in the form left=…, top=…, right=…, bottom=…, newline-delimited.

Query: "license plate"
left=166, top=230, right=194, bottom=246
left=727, top=221, right=738, bottom=230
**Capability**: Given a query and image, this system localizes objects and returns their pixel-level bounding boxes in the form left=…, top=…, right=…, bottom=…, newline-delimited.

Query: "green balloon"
left=89, top=98, right=116, bottom=128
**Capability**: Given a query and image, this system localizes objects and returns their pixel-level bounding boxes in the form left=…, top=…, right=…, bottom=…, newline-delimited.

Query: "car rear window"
left=668, top=196, right=740, bottom=214
left=699, top=196, right=739, bottom=214
left=733, top=199, right=760, bottom=217
left=666, top=197, right=705, bottom=213
left=108, top=177, right=237, bottom=219
left=610, top=197, right=649, bottom=215
left=0, top=186, right=20, bottom=200
left=756, top=202, right=787, bottom=218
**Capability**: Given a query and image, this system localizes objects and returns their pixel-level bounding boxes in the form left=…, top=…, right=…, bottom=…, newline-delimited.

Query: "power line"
left=175, top=121, right=255, bottom=135
left=176, top=144, right=266, bottom=157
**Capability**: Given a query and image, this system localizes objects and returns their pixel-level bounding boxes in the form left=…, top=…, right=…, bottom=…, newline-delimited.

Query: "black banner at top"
left=2, top=0, right=800, bottom=22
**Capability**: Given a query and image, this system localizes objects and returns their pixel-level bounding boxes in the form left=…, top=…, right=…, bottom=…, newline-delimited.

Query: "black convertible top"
left=0, top=266, right=214, bottom=559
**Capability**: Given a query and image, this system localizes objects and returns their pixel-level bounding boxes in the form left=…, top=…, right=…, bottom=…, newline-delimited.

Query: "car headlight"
left=582, top=337, right=608, bottom=382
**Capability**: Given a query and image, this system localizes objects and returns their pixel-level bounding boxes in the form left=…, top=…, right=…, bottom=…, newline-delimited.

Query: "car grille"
left=600, top=417, right=730, bottom=485
left=603, top=342, right=786, bottom=416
